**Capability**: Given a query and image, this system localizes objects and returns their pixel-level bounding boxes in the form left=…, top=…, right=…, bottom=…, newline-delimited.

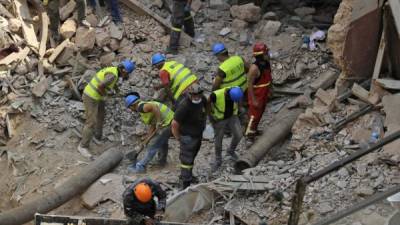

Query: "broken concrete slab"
left=351, top=83, right=371, bottom=104
left=86, top=14, right=98, bottom=27
left=32, top=76, right=49, bottom=97
left=294, top=7, right=316, bottom=18
left=95, top=27, right=111, bottom=47
left=75, top=27, right=96, bottom=51
left=56, top=42, right=75, bottom=65
left=81, top=173, right=125, bottom=209
left=14, top=0, right=39, bottom=49
left=100, top=52, right=116, bottom=66
left=8, top=18, right=21, bottom=33
left=0, top=47, right=29, bottom=65
left=230, top=3, right=261, bottom=23
left=375, top=79, right=400, bottom=90
left=310, top=70, right=339, bottom=91
left=60, top=0, right=77, bottom=21
left=255, top=20, right=281, bottom=38
left=109, top=23, right=123, bottom=40
left=60, top=19, right=77, bottom=39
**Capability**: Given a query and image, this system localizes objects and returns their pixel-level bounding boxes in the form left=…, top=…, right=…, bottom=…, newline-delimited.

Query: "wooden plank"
left=226, top=175, right=271, bottom=183
left=214, top=181, right=269, bottom=191
left=371, top=29, right=386, bottom=82
left=35, top=214, right=196, bottom=225
left=48, top=39, right=70, bottom=63
left=389, top=0, right=400, bottom=37
left=0, top=47, right=30, bottom=65
left=0, top=3, right=14, bottom=18
left=120, top=0, right=193, bottom=47
left=375, top=79, right=400, bottom=90
left=14, top=0, right=39, bottom=49
left=351, top=83, right=371, bottom=103
left=39, top=12, right=49, bottom=59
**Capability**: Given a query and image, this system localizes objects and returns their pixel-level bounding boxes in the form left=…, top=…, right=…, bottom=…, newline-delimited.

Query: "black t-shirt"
left=210, top=92, right=234, bottom=119
left=174, top=95, right=207, bottom=137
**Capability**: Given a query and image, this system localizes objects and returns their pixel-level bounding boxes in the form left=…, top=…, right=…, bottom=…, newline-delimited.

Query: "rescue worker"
left=167, top=0, right=195, bottom=54
left=29, top=0, right=86, bottom=41
left=123, top=178, right=166, bottom=225
left=78, top=60, right=135, bottom=158
left=209, top=87, right=244, bottom=172
left=151, top=53, right=197, bottom=107
left=171, top=83, right=206, bottom=189
left=211, top=43, right=249, bottom=92
left=246, top=42, right=273, bottom=136
left=124, top=92, right=174, bottom=173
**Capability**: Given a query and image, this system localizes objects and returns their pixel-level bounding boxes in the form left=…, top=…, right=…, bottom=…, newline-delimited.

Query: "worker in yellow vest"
left=211, top=43, right=250, bottom=92
left=151, top=53, right=197, bottom=108
left=125, top=92, right=174, bottom=173
left=78, top=60, right=135, bottom=158
left=208, top=86, right=244, bottom=172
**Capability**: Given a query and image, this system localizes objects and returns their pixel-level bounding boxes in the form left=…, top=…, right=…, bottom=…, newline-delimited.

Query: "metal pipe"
left=234, top=108, right=303, bottom=173
left=0, top=148, right=123, bottom=225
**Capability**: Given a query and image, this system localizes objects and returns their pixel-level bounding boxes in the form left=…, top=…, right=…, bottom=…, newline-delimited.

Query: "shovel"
left=126, top=128, right=158, bottom=163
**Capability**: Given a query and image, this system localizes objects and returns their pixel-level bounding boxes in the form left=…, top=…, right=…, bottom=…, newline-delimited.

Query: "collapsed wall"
left=327, top=0, right=382, bottom=94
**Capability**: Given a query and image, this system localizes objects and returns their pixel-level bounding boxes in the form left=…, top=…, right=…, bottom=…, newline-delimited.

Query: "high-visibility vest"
left=138, top=101, right=174, bottom=127
left=219, top=56, right=247, bottom=91
left=211, top=88, right=238, bottom=121
left=161, top=61, right=197, bottom=100
left=84, top=67, right=119, bottom=101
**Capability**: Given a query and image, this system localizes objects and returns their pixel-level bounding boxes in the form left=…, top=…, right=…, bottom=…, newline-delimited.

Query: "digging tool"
left=126, top=128, right=159, bottom=163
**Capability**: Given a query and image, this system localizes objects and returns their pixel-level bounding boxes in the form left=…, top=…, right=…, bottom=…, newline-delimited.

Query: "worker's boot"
left=77, top=143, right=93, bottom=159
left=227, top=150, right=239, bottom=161
left=211, top=153, right=222, bottom=172
left=179, top=179, right=191, bottom=191
left=127, top=163, right=146, bottom=174
left=167, top=30, right=180, bottom=55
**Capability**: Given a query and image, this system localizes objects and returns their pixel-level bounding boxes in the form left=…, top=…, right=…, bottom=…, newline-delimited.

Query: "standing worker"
left=211, top=43, right=249, bottom=92
left=123, top=178, right=166, bottom=225
left=29, top=0, right=87, bottom=41
left=151, top=53, right=197, bottom=107
left=171, top=84, right=206, bottom=189
left=87, top=0, right=122, bottom=23
left=124, top=92, right=174, bottom=173
left=246, top=42, right=273, bottom=137
left=209, top=87, right=244, bottom=172
left=167, top=0, right=195, bottom=54
left=78, top=60, right=135, bottom=158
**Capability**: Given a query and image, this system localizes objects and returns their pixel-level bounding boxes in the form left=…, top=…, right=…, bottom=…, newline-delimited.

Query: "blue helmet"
left=125, top=94, right=139, bottom=108
left=151, top=53, right=166, bottom=65
left=229, top=87, right=243, bottom=102
left=121, top=60, right=135, bottom=73
left=212, top=43, right=226, bottom=55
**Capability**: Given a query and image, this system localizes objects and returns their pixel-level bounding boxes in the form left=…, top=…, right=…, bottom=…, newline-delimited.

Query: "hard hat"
left=253, top=42, right=268, bottom=56
left=189, top=83, right=203, bottom=95
left=121, top=60, right=136, bottom=73
left=151, top=53, right=166, bottom=65
left=229, top=87, right=243, bottom=102
left=125, top=93, right=140, bottom=108
left=212, top=43, right=226, bottom=55
left=134, top=182, right=152, bottom=203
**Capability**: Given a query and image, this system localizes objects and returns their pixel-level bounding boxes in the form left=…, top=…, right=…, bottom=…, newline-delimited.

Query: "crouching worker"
left=125, top=92, right=174, bottom=173
left=123, top=178, right=167, bottom=225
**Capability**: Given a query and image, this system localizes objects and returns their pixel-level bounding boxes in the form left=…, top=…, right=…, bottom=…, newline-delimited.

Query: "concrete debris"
left=294, top=7, right=316, bottom=18
left=263, top=11, right=278, bottom=20
left=86, top=14, right=98, bottom=27
left=231, top=19, right=248, bottom=31
left=32, top=76, right=49, bottom=97
left=109, top=23, right=124, bottom=40
left=209, top=0, right=230, bottom=11
left=219, top=27, right=231, bottom=36
left=255, top=20, right=281, bottom=38
left=230, top=3, right=261, bottom=23
left=60, top=0, right=77, bottom=21
left=96, top=27, right=111, bottom=47
left=60, top=19, right=77, bottom=39
left=75, top=27, right=96, bottom=51
left=8, top=18, right=21, bottom=33
left=100, top=52, right=116, bottom=66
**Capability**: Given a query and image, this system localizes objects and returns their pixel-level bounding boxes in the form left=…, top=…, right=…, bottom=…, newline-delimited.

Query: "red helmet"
left=253, top=42, right=268, bottom=56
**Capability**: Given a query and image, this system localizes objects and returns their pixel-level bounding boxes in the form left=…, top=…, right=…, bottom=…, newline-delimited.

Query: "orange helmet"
left=253, top=42, right=268, bottom=56
left=134, top=183, right=152, bottom=203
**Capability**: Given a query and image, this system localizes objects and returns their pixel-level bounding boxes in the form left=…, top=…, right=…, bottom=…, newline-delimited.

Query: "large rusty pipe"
left=235, top=108, right=303, bottom=173
left=0, top=148, right=123, bottom=225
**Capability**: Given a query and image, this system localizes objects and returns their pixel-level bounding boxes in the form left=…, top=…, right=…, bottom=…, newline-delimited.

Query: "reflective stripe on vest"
left=254, top=81, right=271, bottom=88
left=219, top=56, right=247, bottom=91
left=138, top=101, right=174, bottom=127
left=161, top=61, right=197, bottom=100
left=84, top=67, right=119, bottom=101
left=211, top=88, right=238, bottom=121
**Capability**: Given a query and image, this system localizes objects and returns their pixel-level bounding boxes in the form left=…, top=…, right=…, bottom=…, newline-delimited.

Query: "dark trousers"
left=179, top=135, right=202, bottom=188
left=46, top=0, right=60, bottom=35
left=88, top=0, right=122, bottom=23
left=169, top=0, right=195, bottom=50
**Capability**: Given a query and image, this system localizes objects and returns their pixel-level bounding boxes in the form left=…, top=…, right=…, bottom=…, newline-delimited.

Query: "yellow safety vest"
left=43, top=0, right=49, bottom=6
left=211, top=88, right=238, bottom=121
left=219, top=56, right=247, bottom=91
left=138, top=101, right=174, bottom=127
left=84, top=67, right=119, bottom=101
left=161, top=61, right=197, bottom=100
